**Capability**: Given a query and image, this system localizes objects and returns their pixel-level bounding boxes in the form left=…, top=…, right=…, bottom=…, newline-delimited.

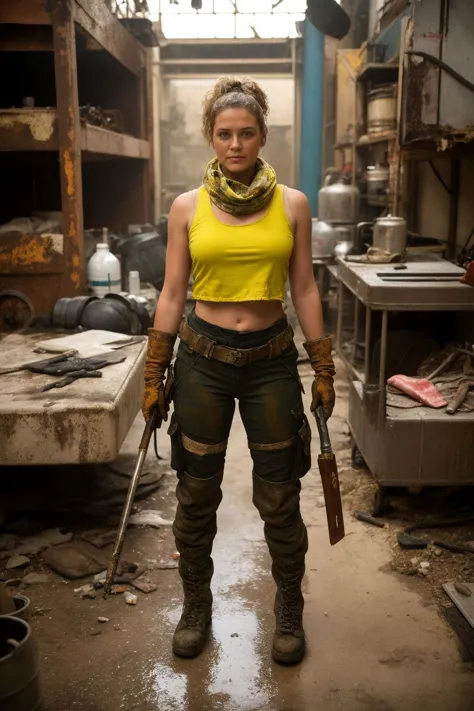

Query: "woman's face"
left=212, top=108, right=266, bottom=179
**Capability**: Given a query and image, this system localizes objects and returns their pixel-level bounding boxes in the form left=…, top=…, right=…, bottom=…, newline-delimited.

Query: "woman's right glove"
left=303, top=335, right=336, bottom=421
left=142, top=328, right=176, bottom=423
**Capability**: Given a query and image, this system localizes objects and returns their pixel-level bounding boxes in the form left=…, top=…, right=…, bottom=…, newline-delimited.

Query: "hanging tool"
left=104, top=410, right=159, bottom=595
left=314, top=406, right=345, bottom=546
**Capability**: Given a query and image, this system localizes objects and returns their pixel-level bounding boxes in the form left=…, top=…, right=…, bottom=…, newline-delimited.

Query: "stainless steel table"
left=335, top=256, right=474, bottom=512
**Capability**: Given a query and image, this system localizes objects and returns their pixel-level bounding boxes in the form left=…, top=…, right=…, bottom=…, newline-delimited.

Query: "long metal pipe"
left=299, top=17, right=324, bottom=215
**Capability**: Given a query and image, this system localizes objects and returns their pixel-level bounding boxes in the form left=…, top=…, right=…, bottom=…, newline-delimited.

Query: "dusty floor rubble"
left=1, top=360, right=474, bottom=711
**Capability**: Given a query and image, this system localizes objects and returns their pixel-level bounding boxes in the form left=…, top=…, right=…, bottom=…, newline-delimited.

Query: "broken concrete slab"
left=129, top=510, right=173, bottom=528
left=132, top=577, right=158, bottom=594
left=0, top=528, right=73, bottom=560
left=5, top=554, right=30, bottom=570
left=22, top=573, right=50, bottom=585
left=42, top=544, right=105, bottom=580
left=81, top=529, right=117, bottom=549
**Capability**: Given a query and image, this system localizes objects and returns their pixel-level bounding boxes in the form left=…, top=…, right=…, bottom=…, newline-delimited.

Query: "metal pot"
left=366, top=165, right=389, bottom=205
left=374, top=215, right=407, bottom=254
left=318, top=178, right=360, bottom=224
left=367, top=85, right=397, bottom=134
left=311, top=219, right=339, bottom=259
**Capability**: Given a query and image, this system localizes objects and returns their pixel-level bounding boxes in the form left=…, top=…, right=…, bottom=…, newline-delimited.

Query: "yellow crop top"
left=189, top=184, right=294, bottom=303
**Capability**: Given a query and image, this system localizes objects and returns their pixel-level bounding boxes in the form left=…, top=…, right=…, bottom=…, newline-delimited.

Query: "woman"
left=142, top=77, right=335, bottom=666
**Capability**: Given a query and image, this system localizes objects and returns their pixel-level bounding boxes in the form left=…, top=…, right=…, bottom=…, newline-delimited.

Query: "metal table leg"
left=378, top=310, right=389, bottom=424
left=364, top=306, right=372, bottom=383
left=336, top=280, right=344, bottom=352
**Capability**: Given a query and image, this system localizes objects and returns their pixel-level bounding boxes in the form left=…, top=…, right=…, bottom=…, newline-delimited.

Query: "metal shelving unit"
left=0, top=0, right=153, bottom=322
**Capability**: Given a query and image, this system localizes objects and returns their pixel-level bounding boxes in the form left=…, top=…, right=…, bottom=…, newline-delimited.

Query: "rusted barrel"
left=0, top=615, right=43, bottom=711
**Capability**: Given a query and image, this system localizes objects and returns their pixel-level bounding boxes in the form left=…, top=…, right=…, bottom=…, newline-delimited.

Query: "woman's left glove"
left=142, top=329, right=177, bottom=423
left=303, top=336, right=336, bottom=421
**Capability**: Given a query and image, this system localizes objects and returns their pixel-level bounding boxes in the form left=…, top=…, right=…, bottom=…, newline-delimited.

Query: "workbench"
left=0, top=332, right=146, bottom=466
left=335, top=256, right=474, bottom=511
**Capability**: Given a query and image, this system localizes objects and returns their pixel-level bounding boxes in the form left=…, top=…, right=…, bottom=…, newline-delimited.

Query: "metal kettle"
left=373, top=215, right=407, bottom=254
left=318, top=175, right=360, bottom=224
left=356, top=216, right=407, bottom=255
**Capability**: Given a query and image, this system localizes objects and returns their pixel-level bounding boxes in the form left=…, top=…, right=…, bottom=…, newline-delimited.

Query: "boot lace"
left=181, top=568, right=209, bottom=627
left=278, top=575, right=302, bottom=635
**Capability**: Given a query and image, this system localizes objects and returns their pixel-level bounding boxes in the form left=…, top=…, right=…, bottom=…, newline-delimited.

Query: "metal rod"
left=160, top=58, right=292, bottom=65
left=104, top=410, right=158, bottom=594
left=104, top=449, right=147, bottom=594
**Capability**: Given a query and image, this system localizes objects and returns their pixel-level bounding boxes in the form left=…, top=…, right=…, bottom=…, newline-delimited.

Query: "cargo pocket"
left=291, top=411, right=312, bottom=482
left=167, top=411, right=185, bottom=474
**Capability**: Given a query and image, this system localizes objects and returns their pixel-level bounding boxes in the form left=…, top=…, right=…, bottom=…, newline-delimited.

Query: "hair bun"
left=224, top=81, right=244, bottom=94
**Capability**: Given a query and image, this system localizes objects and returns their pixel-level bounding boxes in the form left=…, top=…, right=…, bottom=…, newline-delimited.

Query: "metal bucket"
left=5, top=594, right=31, bottom=621
left=0, top=615, right=43, bottom=711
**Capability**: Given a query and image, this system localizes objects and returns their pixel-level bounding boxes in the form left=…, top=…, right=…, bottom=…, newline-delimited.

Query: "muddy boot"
left=272, top=567, right=305, bottom=664
left=252, top=474, right=308, bottom=665
left=172, top=560, right=213, bottom=658
left=172, top=471, right=223, bottom=658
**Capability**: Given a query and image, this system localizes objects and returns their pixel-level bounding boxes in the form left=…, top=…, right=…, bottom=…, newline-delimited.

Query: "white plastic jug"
left=87, top=242, right=121, bottom=297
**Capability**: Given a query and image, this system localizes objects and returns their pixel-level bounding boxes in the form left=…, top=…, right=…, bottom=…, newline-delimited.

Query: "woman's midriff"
left=195, top=300, right=285, bottom=332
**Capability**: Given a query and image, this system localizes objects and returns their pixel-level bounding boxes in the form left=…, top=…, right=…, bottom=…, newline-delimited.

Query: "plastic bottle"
left=128, top=270, right=141, bottom=296
left=87, top=237, right=122, bottom=297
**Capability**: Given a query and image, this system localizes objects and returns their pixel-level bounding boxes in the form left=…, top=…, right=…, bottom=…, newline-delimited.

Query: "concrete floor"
left=32, top=363, right=474, bottom=711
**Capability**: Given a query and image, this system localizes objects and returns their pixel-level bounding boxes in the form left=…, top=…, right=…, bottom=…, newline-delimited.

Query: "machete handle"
left=314, top=405, right=332, bottom=454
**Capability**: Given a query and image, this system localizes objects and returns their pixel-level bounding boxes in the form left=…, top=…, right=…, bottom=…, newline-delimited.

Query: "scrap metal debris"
left=79, top=105, right=124, bottom=133
left=354, top=510, right=386, bottom=528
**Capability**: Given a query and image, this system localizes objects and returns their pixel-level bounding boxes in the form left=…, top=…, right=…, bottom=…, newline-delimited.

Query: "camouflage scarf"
left=203, top=157, right=277, bottom=216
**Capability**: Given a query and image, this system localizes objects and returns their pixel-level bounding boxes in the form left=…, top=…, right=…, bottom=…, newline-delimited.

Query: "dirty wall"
left=160, top=77, right=295, bottom=213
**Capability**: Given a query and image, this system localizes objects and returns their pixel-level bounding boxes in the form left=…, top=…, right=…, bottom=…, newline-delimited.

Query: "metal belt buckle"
left=227, top=349, right=244, bottom=366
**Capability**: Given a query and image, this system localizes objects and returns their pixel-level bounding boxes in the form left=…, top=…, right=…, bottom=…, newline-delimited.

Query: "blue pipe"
left=299, top=17, right=324, bottom=217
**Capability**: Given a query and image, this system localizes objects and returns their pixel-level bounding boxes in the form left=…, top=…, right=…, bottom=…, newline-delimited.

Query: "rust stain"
left=70, top=269, right=81, bottom=287
left=63, top=149, right=75, bottom=197
left=72, top=254, right=80, bottom=267
left=0, top=235, right=57, bottom=268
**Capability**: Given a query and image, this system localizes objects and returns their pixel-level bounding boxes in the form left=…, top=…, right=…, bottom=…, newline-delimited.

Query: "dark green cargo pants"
left=169, top=311, right=312, bottom=483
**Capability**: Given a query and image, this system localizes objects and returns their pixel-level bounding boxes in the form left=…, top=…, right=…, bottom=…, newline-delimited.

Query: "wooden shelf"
left=81, top=124, right=150, bottom=159
left=0, top=0, right=145, bottom=76
left=0, top=110, right=150, bottom=159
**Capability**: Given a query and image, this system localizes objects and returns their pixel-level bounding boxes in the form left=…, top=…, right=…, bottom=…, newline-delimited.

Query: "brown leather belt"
left=179, top=319, right=294, bottom=367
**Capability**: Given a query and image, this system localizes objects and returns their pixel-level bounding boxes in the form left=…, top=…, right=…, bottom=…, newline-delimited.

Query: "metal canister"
left=367, top=85, right=397, bottom=134
left=366, top=165, right=390, bottom=205
left=374, top=215, right=407, bottom=254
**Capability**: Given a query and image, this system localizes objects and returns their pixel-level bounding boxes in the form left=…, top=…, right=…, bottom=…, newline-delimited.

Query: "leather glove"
left=303, top=335, right=336, bottom=420
left=142, top=328, right=176, bottom=423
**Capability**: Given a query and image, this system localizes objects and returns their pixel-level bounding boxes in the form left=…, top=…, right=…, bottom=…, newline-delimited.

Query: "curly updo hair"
left=202, top=77, right=269, bottom=144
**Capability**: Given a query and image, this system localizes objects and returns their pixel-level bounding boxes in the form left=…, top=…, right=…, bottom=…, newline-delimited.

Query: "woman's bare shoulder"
left=169, top=187, right=202, bottom=226
left=283, top=186, right=310, bottom=212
